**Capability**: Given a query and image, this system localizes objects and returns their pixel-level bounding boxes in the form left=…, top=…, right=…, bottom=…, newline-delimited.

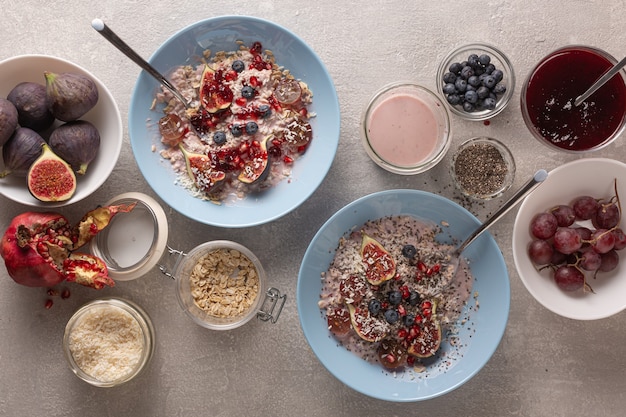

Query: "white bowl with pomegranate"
left=512, top=158, right=626, bottom=320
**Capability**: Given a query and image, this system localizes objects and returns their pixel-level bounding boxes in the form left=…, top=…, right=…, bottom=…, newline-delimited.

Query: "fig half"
left=360, top=233, right=396, bottom=285
left=347, top=302, right=388, bottom=342
left=27, top=144, right=77, bottom=202
left=179, top=144, right=226, bottom=193
left=48, top=121, right=101, bottom=175
left=199, top=65, right=233, bottom=113
left=44, top=71, right=99, bottom=122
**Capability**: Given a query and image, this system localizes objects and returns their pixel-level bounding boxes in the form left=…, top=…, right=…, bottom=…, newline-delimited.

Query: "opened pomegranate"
left=1, top=203, right=135, bottom=289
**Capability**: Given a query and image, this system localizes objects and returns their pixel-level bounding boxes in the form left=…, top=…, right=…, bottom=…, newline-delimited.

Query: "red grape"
left=593, top=202, right=620, bottom=229
left=612, top=228, right=626, bottom=250
left=572, top=196, right=599, bottom=220
left=579, top=249, right=602, bottom=271
left=550, top=205, right=576, bottom=227
left=590, top=229, right=615, bottom=254
left=553, top=265, right=584, bottom=291
left=530, top=212, right=558, bottom=239
left=553, top=227, right=582, bottom=254
left=599, top=250, right=619, bottom=272
left=528, top=240, right=554, bottom=265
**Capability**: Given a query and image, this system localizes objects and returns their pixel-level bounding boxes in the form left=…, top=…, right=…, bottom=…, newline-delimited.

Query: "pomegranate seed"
left=299, top=108, right=308, bottom=117
left=423, top=308, right=432, bottom=319
left=417, top=261, right=427, bottom=273
left=61, top=289, right=71, bottom=299
left=421, top=300, right=432, bottom=310
left=405, top=334, right=415, bottom=343
left=397, top=328, right=408, bottom=339
left=235, top=97, right=247, bottom=106
left=400, top=285, right=410, bottom=299
left=415, top=314, right=423, bottom=324
left=415, top=271, right=423, bottom=282
left=272, top=139, right=282, bottom=147
left=393, top=273, right=401, bottom=281
left=385, top=353, right=396, bottom=364
left=397, top=305, right=406, bottom=316
left=409, top=326, right=420, bottom=338
left=249, top=76, right=260, bottom=87
left=407, top=356, right=416, bottom=366
left=426, top=267, right=433, bottom=276
left=47, top=288, right=59, bottom=297
left=432, top=263, right=441, bottom=273
left=283, top=155, right=294, bottom=164
left=382, top=301, right=389, bottom=309
left=44, top=299, right=53, bottom=309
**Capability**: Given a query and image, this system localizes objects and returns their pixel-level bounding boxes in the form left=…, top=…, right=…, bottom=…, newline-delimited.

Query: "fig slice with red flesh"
left=407, top=301, right=442, bottom=358
left=199, top=65, right=233, bottom=114
left=360, top=233, right=396, bottom=285
left=27, top=143, right=77, bottom=202
left=179, top=144, right=226, bottom=193
left=238, top=136, right=270, bottom=184
left=347, top=302, right=388, bottom=342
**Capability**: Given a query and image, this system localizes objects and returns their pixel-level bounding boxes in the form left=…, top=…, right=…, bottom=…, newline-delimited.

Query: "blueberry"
left=478, top=54, right=491, bottom=66
left=368, top=299, right=381, bottom=315
left=443, top=72, right=457, bottom=84
left=467, top=54, right=479, bottom=68
left=443, top=83, right=457, bottom=95
left=408, top=291, right=420, bottom=306
left=482, top=97, right=497, bottom=109
left=388, top=290, right=402, bottom=306
left=384, top=309, right=399, bottom=324
left=493, top=84, right=507, bottom=95
left=402, top=244, right=417, bottom=258
left=467, top=75, right=480, bottom=87
left=213, top=131, right=227, bottom=145
left=464, top=90, right=478, bottom=104
left=403, top=314, right=415, bottom=326
left=466, top=84, right=476, bottom=92
left=245, top=121, right=258, bottom=135
left=460, top=65, right=474, bottom=79
left=446, top=94, right=461, bottom=105
left=477, top=85, right=490, bottom=99
left=232, top=60, right=245, bottom=73
left=231, top=123, right=243, bottom=137
left=492, top=69, right=504, bottom=83
left=482, top=75, right=496, bottom=89
left=463, top=101, right=475, bottom=112
left=473, top=66, right=485, bottom=76
left=449, top=62, right=463, bottom=74
left=454, top=78, right=467, bottom=93
left=484, top=63, right=495, bottom=74
left=258, top=104, right=271, bottom=118
left=241, top=85, right=255, bottom=99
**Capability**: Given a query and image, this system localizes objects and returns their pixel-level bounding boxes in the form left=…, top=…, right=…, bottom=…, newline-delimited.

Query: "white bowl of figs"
left=0, top=55, right=122, bottom=207
left=512, top=158, right=626, bottom=320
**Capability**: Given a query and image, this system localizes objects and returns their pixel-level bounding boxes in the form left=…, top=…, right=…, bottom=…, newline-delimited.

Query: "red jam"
left=523, top=47, right=626, bottom=151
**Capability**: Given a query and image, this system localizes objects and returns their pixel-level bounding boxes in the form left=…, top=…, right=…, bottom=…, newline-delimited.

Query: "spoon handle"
left=456, top=169, right=548, bottom=254
left=575, top=56, right=626, bottom=107
left=91, top=18, right=189, bottom=108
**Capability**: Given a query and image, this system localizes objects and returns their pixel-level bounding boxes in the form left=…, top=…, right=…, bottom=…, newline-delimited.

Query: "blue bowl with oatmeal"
left=297, top=189, right=510, bottom=401
left=128, top=16, right=340, bottom=227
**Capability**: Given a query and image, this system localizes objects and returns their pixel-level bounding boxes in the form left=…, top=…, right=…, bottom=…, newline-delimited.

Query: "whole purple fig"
left=44, top=72, right=99, bottom=122
left=7, top=82, right=55, bottom=131
left=0, top=98, right=18, bottom=146
left=48, top=121, right=100, bottom=175
left=0, top=127, right=45, bottom=177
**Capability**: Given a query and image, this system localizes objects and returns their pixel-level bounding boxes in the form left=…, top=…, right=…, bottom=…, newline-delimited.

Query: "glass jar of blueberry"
left=437, top=43, right=515, bottom=121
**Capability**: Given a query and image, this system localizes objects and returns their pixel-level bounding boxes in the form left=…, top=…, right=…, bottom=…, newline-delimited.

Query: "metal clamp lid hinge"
left=257, top=287, right=286, bottom=324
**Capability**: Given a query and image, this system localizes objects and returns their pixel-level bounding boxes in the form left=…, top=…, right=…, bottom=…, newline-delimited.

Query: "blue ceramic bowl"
left=128, top=16, right=340, bottom=227
left=297, top=190, right=510, bottom=401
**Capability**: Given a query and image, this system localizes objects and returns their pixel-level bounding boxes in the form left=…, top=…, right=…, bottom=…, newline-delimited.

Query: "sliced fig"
left=238, top=136, right=270, bottom=184
left=0, top=127, right=46, bottom=178
left=0, top=98, right=18, bottom=146
left=48, top=120, right=101, bottom=175
left=179, top=144, right=226, bottom=193
left=27, top=144, right=77, bottom=202
left=199, top=65, right=233, bottom=113
left=407, top=301, right=442, bottom=359
left=377, top=338, right=408, bottom=369
left=6, top=81, right=55, bottom=131
left=44, top=71, right=99, bottom=122
left=360, top=233, right=396, bottom=285
left=326, top=306, right=351, bottom=337
left=282, top=115, right=312, bottom=147
left=347, top=302, right=388, bottom=342
left=338, top=274, right=367, bottom=304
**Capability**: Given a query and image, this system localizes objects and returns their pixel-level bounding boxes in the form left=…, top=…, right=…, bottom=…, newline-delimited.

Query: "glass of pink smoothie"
left=361, top=83, right=451, bottom=174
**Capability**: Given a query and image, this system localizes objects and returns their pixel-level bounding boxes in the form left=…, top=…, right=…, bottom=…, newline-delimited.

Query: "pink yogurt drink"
left=362, top=83, right=450, bottom=174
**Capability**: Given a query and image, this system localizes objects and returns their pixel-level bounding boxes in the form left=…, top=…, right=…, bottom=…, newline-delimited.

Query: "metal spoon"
left=574, top=56, right=626, bottom=107
left=449, top=169, right=548, bottom=269
left=91, top=18, right=192, bottom=110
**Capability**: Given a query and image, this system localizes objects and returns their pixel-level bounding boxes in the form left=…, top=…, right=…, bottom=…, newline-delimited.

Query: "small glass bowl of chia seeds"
left=450, top=137, right=515, bottom=200
left=437, top=43, right=515, bottom=121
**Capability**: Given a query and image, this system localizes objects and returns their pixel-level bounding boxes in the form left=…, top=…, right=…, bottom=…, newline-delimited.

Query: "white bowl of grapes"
left=512, top=158, right=626, bottom=320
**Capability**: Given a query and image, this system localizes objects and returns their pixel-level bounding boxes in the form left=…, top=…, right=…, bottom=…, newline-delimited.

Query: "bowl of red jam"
left=521, top=45, right=626, bottom=153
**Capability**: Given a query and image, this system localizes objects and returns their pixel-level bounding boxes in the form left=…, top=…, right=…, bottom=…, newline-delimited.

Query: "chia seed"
left=453, top=141, right=510, bottom=198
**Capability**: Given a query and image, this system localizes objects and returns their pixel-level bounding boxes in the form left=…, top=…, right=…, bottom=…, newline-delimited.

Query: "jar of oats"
left=171, top=240, right=285, bottom=330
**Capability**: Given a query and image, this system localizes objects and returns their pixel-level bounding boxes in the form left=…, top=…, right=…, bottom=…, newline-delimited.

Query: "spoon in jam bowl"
left=574, top=56, right=626, bottom=107
left=448, top=169, right=548, bottom=274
